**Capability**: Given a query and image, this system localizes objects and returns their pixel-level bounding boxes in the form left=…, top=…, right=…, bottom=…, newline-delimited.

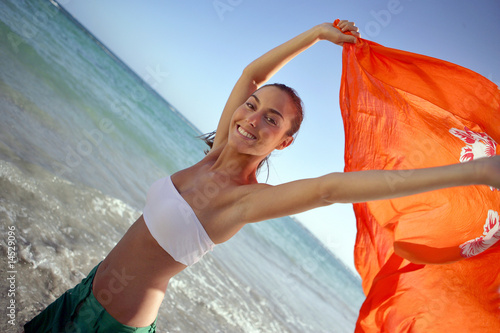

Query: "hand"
left=318, top=20, right=360, bottom=46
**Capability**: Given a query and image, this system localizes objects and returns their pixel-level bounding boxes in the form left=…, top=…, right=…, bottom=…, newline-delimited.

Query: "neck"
left=208, top=145, right=266, bottom=184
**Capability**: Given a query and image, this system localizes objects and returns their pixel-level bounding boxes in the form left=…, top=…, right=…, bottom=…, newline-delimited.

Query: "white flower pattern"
left=459, top=210, right=500, bottom=258
left=449, top=127, right=498, bottom=191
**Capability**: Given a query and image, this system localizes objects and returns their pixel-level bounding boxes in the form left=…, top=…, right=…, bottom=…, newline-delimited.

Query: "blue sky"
left=60, top=0, right=500, bottom=272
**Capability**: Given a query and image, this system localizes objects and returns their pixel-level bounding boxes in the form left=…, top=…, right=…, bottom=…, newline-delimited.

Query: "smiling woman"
left=228, top=86, right=299, bottom=163
left=24, top=20, right=362, bottom=333
left=22, top=17, right=500, bottom=333
left=202, top=83, right=304, bottom=174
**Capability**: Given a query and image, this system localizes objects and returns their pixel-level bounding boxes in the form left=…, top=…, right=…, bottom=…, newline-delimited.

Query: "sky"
left=59, top=0, right=500, bottom=273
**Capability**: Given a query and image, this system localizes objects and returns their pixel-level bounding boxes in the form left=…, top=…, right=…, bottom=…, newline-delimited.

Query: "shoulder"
left=226, top=182, right=276, bottom=223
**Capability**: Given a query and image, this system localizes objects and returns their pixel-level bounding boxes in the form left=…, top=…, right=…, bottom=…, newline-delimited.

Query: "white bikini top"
left=143, top=177, right=215, bottom=266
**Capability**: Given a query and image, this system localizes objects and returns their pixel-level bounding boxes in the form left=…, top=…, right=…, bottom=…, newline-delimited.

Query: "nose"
left=246, top=112, right=259, bottom=127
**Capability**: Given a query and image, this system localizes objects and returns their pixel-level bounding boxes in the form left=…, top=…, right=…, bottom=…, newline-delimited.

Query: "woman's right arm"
left=211, top=21, right=359, bottom=150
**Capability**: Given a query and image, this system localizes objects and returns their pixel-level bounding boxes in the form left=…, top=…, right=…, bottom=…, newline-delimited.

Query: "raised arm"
left=211, top=21, right=359, bottom=150
left=236, top=156, right=500, bottom=223
left=321, top=156, right=499, bottom=204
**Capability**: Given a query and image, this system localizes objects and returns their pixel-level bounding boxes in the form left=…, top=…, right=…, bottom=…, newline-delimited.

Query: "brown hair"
left=200, top=83, right=304, bottom=176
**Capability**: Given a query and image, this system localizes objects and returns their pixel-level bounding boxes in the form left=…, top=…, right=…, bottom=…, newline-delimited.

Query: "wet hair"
left=200, top=83, right=304, bottom=177
left=271, top=83, right=304, bottom=139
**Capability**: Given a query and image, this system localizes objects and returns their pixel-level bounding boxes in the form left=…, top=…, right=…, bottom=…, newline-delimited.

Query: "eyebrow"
left=250, top=94, right=284, bottom=120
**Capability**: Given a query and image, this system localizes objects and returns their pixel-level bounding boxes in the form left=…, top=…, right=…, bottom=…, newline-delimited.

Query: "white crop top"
left=143, top=177, right=215, bottom=266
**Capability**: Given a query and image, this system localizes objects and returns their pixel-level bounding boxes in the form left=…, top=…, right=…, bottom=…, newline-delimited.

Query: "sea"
left=0, top=0, right=365, bottom=332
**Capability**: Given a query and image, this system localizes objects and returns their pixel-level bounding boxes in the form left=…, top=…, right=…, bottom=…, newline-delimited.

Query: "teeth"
left=238, top=126, right=256, bottom=139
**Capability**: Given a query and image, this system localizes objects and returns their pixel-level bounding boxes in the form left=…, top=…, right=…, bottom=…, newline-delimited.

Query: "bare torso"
left=92, top=215, right=186, bottom=326
left=91, top=153, right=253, bottom=327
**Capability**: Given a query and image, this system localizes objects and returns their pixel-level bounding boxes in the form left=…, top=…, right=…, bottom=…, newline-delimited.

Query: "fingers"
left=327, top=19, right=360, bottom=45
left=351, top=30, right=361, bottom=38
left=337, top=19, right=360, bottom=37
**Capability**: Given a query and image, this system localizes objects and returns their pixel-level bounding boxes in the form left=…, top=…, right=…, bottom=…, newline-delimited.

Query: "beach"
left=0, top=1, right=365, bottom=332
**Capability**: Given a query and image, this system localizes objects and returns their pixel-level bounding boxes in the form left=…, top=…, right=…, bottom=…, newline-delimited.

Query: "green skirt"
left=24, top=263, right=157, bottom=333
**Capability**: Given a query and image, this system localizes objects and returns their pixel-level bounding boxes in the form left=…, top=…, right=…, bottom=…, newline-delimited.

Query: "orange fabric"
left=339, top=38, right=500, bottom=332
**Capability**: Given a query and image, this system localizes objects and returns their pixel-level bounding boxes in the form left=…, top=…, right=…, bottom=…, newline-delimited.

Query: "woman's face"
left=229, top=86, right=295, bottom=157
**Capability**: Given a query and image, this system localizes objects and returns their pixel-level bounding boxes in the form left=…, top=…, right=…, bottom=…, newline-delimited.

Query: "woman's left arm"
left=321, top=156, right=499, bottom=204
left=237, top=156, right=500, bottom=223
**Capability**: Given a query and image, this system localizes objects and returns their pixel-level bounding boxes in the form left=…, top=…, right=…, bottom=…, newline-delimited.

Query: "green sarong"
left=24, top=263, right=157, bottom=333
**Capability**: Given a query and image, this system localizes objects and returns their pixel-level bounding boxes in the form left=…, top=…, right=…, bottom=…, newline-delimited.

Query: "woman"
left=25, top=20, right=500, bottom=332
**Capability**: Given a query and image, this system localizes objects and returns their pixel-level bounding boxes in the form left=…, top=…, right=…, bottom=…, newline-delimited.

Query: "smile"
left=237, top=125, right=256, bottom=140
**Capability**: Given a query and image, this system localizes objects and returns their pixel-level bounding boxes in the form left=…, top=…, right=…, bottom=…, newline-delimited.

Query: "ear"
left=276, top=136, right=293, bottom=150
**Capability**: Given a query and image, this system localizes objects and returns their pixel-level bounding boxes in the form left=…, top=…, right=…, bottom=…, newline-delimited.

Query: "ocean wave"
left=0, top=159, right=139, bottom=331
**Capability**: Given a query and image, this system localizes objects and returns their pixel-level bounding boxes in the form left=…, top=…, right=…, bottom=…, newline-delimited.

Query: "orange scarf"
left=339, top=34, right=500, bottom=332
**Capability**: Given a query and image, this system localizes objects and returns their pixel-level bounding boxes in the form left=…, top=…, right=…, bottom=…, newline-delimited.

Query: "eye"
left=246, top=102, right=255, bottom=110
left=266, top=117, right=277, bottom=126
